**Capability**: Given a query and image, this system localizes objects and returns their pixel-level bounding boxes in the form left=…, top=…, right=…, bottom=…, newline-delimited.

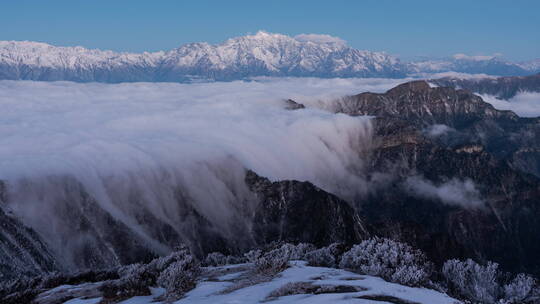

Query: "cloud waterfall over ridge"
left=0, top=78, right=403, bottom=268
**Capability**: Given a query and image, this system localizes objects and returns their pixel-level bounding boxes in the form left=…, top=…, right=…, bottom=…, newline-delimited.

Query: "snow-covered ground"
left=61, top=261, right=460, bottom=304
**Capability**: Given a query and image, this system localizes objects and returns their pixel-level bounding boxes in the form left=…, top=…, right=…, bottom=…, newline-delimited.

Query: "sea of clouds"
left=1, top=76, right=533, bottom=267
left=0, top=77, right=405, bottom=184
left=0, top=77, right=408, bottom=266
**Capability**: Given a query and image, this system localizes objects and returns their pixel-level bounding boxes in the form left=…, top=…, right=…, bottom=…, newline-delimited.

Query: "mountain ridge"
left=1, top=31, right=538, bottom=82
left=0, top=32, right=405, bottom=81
left=431, top=72, right=540, bottom=99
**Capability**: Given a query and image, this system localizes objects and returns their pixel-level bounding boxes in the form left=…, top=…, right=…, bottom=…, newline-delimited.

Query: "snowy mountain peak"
left=519, top=58, right=540, bottom=71
left=215, top=31, right=348, bottom=55
left=0, top=32, right=406, bottom=81
left=408, top=53, right=536, bottom=77
left=0, top=39, right=164, bottom=70
left=225, top=31, right=347, bottom=46
left=0, top=32, right=538, bottom=82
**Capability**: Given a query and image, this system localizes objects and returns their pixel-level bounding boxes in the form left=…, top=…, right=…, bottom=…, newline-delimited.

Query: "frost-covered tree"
left=110, top=263, right=156, bottom=297
left=225, top=254, right=245, bottom=265
left=442, top=259, right=501, bottom=303
left=339, top=238, right=432, bottom=287
left=100, top=247, right=201, bottom=302
left=250, top=243, right=318, bottom=275
left=305, top=243, right=347, bottom=268
left=204, top=252, right=227, bottom=267
left=156, top=250, right=200, bottom=302
left=254, top=249, right=290, bottom=275
left=244, top=249, right=262, bottom=263
left=305, top=247, right=337, bottom=268
left=204, top=252, right=246, bottom=266
left=284, top=243, right=316, bottom=260
left=254, top=246, right=292, bottom=275
left=502, top=273, right=539, bottom=303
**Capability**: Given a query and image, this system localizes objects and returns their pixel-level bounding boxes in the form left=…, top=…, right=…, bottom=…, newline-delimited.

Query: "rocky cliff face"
left=334, top=80, right=540, bottom=177
left=334, top=81, right=516, bottom=125
left=331, top=81, right=540, bottom=275
left=360, top=135, right=540, bottom=274
left=246, top=170, right=364, bottom=247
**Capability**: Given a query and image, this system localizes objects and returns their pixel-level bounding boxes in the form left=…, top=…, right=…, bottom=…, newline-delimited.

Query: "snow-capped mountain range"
left=407, top=54, right=539, bottom=76
left=519, top=58, right=540, bottom=72
left=0, top=31, right=538, bottom=82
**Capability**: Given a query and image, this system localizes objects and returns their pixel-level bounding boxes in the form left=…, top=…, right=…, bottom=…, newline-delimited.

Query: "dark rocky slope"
left=332, top=81, right=540, bottom=275
left=334, top=81, right=540, bottom=177
left=246, top=170, right=364, bottom=247
left=0, top=183, right=58, bottom=280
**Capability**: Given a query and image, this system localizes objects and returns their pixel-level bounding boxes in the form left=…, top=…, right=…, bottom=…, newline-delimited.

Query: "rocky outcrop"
left=334, top=80, right=540, bottom=177
left=246, top=170, right=364, bottom=247
left=334, top=81, right=518, bottom=125
left=332, top=80, right=540, bottom=275
left=283, top=99, right=305, bottom=110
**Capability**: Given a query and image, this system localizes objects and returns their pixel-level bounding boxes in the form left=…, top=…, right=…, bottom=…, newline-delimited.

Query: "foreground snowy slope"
left=60, top=261, right=460, bottom=304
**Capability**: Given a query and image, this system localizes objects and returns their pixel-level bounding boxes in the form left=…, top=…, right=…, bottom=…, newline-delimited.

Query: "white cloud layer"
left=452, top=53, right=502, bottom=61
left=428, top=72, right=498, bottom=80
left=480, top=92, right=540, bottom=117
left=0, top=77, right=406, bottom=264
left=404, top=176, right=484, bottom=208
left=424, top=124, right=455, bottom=137
left=0, top=77, right=404, bottom=184
left=294, top=34, right=347, bottom=45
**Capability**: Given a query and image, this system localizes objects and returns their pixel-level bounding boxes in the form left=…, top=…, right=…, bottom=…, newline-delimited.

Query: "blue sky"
left=1, top=0, right=539, bottom=61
